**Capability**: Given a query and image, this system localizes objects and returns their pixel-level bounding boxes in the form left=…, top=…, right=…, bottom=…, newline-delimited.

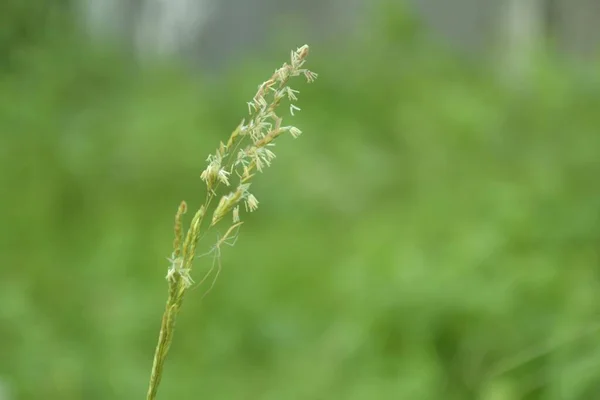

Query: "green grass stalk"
left=146, top=44, right=317, bottom=400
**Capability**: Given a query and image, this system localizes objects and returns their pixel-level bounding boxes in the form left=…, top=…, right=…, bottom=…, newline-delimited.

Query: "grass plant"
left=145, top=44, right=317, bottom=400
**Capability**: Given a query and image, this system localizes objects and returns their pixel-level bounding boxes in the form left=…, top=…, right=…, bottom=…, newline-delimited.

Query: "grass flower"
left=146, top=44, right=317, bottom=400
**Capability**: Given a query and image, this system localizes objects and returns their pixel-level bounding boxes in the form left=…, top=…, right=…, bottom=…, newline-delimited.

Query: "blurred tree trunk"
left=407, top=0, right=497, bottom=53
left=134, top=0, right=212, bottom=58
left=551, top=0, right=600, bottom=58
left=498, top=0, right=546, bottom=83
left=79, top=0, right=139, bottom=45
left=79, top=0, right=211, bottom=57
left=497, top=0, right=600, bottom=82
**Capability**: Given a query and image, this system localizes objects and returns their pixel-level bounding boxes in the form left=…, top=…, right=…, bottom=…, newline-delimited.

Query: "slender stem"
left=147, top=288, right=181, bottom=400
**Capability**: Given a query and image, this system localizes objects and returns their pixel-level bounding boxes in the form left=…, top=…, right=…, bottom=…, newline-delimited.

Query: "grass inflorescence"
left=146, top=44, right=317, bottom=400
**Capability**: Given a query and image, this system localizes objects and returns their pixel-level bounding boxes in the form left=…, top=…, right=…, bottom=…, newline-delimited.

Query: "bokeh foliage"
left=1, top=2, right=600, bottom=399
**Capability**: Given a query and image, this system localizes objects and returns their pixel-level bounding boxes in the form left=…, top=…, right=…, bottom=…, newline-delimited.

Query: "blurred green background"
left=2, top=1, right=600, bottom=399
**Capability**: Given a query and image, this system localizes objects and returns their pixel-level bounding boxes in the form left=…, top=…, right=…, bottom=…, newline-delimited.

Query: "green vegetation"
left=1, top=3, right=600, bottom=400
